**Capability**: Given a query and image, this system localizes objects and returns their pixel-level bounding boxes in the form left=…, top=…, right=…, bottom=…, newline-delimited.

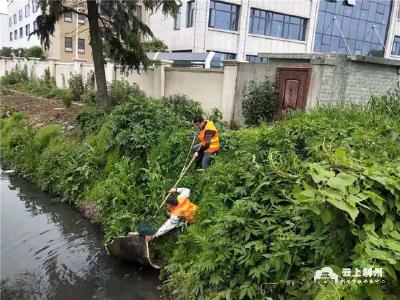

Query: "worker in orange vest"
left=145, top=187, right=198, bottom=241
left=192, top=115, right=220, bottom=170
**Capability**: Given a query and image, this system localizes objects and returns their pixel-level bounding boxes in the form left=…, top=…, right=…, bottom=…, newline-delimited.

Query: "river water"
left=0, top=172, right=160, bottom=299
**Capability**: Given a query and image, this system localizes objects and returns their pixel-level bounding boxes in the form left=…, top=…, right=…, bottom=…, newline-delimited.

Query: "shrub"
left=82, top=90, right=97, bottom=105
left=0, top=47, right=12, bottom=57
left=242, top=77, right=278, bottom=126
left=25, top=46, right=43, bottom=58
left=108, top=80, right=145, bottom=106
left=34, top=125, right=62, bottom=150
left=41, top=67, right=56, bottom=87
left=160, top=94, right=203, bottom=122
left=84, top=71, right=96, bottom=91
left=75, top=106, right=106, bottom=138
left=68, top=74, right=85, bottom=101
left=60, top=90, right=74, bottom=107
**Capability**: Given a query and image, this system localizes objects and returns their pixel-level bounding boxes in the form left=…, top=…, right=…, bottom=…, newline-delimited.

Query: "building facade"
left=5, top=0, right=41, bottom=49
left=4, top=0, right=92, bottom=62
left=149, top=0, right=400, bottom=61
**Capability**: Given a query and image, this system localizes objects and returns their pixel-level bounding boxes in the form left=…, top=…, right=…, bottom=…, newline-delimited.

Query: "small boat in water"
left=104, top=232, right=161, bottom=269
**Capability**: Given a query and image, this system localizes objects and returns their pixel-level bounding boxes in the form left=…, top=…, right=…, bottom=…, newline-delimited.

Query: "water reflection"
left=1, top=173, right=160, bottom=300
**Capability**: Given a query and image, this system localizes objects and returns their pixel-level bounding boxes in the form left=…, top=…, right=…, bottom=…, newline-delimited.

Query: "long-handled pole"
left=153, top=155, right=196, bottom=217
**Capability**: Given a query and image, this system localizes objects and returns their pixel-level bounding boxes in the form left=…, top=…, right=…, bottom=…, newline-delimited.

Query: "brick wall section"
left=344, top=61, right=399, bottom=103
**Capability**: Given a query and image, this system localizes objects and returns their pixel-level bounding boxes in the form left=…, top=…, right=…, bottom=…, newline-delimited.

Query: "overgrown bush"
left=242, top=77, right=278, bottom=126
left=108, top=80, right=145, bottom=106
left=75, top=106, right=106, bottom=138
left=0, top=64, right=29, bottom=85
left=160, top=94, right=203, bottom=122
left=68, top=74, right=85, bottom=101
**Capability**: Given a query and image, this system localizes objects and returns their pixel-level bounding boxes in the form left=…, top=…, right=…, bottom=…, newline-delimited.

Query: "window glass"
left=25, top=4, right=30, bottom=17
left=65, top=37, right=73, bottom=52
left=314, top=0, right=392, bottom=57
left=10, top=32, right=13, bottom=41
left=32, top=0, right=39, bottom=13
left=14, top=30, right=17, bottom=40
left=19, top=27, right=23, bottom=38
left=78, top=38, right=85, bottom=53
left=19, top=9, right=23, bottom=21
left=9, top=17, right=12, bottom=27
left=249, top=8, right=307, bottom=41
left=64, top=11, right=72, bottom=22
left=187, top=1, right=195, bottom=27
left=392, top=36, right=400, bottom=56
left=78, top=13, right=85, bottom=24
left=174, top=5, right=181, bottom=30
left=26, top=24, right=30, bottom=36
left=209, top=1, right=239, bottom=31
left=13, top=14, right=16, bottom=24
left=246, top=55, right=268, bottom=64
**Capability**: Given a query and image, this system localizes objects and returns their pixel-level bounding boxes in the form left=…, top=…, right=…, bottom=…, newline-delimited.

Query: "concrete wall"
left=233, top=53, right=400, bottom=124
left=165, top=67, right=223, bottom=113
left=0, top=58, right=234, bottom=120
left=2, top=54, right=399, bottom=124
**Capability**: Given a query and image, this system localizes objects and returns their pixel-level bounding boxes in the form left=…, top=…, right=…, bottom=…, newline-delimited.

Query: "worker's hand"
left=169, top=188, right=177, bottom=193
left=145, top=235, right=154, bottom=242
left=194, top=152, right=199, bottom=158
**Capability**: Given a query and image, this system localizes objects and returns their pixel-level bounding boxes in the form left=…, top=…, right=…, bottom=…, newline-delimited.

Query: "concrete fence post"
left=221, top=60, right=240, bottom=123
left=73, top=59, right=84, bottom=75
left=0, top=58, right=6, bottom=77
left=48, top=59, right=58, bottom=78
left=153, top=60, right=173, bottom=99
left=105, top=59, right=116, bottom=83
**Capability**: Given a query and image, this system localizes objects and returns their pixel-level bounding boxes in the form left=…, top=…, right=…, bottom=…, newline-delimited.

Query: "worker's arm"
left=176, top=187, right=190, bottom=198
left=198, top=130, right=216, bottom=153
left=152, top=215, right=180, bottom=238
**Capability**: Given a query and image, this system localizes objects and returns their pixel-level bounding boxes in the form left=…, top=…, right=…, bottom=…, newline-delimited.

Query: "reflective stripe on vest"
left=198, top=120, right=220, bottom=153
left=169, top=195, right=198, bottom=223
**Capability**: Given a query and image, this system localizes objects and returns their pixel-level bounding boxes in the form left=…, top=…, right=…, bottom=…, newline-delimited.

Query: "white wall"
left=0, top=13, right=9, bottom=48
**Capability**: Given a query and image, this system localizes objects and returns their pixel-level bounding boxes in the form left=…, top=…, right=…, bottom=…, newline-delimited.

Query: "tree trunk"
left=86, top=0, right=109, bottom=107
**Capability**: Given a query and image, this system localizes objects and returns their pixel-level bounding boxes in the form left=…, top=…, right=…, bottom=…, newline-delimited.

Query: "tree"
left=142, top=38, right=168, bottom=52
left=33, top=0, right=178, bottom=108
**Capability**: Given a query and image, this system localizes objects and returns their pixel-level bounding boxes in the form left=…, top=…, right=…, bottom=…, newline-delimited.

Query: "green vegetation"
left=1, top=82, right=399, bottom=299
left=0, top=46, right=44, bottom=59
left=241, top=77, right=278, bottom=126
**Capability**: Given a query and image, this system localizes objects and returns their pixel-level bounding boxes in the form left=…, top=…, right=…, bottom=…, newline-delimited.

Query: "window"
left=246, top=55, right=268, bottom=64
left=25, top=4, right=30, bottom=17
left=19, top=27, right=23, bottom=38
left=314, top=0, right=392, bottom=57
left=19, top=9, right=23, bottom=21
left=398, top=5, right=400, bottom=19
left=209, top=0, right=240, bottom=31
left=78, top=13, right=86, bottom=24
left=9, top=17, right=12, bottom=27
left=174, top=5, right=181, bottom=30
left=210, top=51, right=236, bottom=67
left=10, top=32, right=13, bottom=41
left=26, top=24, right=30, bottom=36
left=65, top=37, right=73, bottom=52
left=78, top=38, right=85, bottom=53
left=392, top=36, right=400, bottom=56
left=64, top=11, right=72, bottom=22
left=187, top=1, right=195, bottom=27
left=14, top=30, right=17, bottom=40
left=33, top=20, right=38, bottom=31
left=249, top=8, right=307, bottom=41
left=13, top=14, right=17, bottom=24
left=32, top=0, right=39, bottom=13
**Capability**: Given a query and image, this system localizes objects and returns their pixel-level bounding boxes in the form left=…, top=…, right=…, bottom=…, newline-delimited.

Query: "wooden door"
left=276, top=68, right=311, bottom=112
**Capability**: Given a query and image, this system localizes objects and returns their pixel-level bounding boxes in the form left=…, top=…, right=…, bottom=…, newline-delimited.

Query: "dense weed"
left=1, top=91, right=399, bottom=299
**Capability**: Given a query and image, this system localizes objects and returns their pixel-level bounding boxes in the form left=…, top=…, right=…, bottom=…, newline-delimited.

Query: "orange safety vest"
left=169, top=195, right=198, bottom=223
left=198, top=120, right=220, bottom=153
